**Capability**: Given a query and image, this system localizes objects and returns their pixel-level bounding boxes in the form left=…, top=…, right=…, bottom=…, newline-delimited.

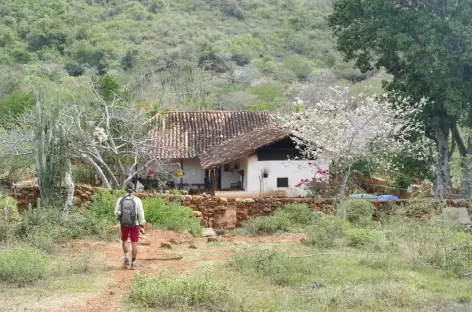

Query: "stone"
left=202, top=228, right=217, bottom=237
left=191, top=196, right=204, bottom=204
left=169, top=238, right=180, bottom=245
left=207, top=237, right=218, bottom=243
left=214, top=229, right=225, bottom=236
left=188, top=243, right=198, bottom=249
left=192, top=211, right=203, bottom=218
left=206, top=201, right=218, bottom=208
left=160, top=241, right=172, bottom=249
left=215, top=206, right=227, bottom=212
left=219, top=197, right=228, bottom=204
left=443, top=207, right=472, bottom=225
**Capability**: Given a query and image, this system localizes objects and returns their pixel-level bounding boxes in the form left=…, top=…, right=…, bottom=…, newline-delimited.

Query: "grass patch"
left=0, top=246, right=49, bottom=286
left=130, top=269, right=231, bottom=310
left=142, top=197, right=202, bottom=236
left=230, top=249, right=316, bottom=286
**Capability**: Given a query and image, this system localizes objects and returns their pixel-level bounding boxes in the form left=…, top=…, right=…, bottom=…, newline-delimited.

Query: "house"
left=143, top=111, right=328, bottom=197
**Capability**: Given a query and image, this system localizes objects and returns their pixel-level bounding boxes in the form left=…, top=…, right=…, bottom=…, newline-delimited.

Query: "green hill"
left=0, top=0, right=366, bottom=111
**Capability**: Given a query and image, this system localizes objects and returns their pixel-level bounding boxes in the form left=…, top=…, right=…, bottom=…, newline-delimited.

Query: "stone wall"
left=8, top=185, right=472, bottom=229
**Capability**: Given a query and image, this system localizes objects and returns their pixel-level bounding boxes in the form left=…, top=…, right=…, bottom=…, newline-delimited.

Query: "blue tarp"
left=350, top=194, right=399, bottom=201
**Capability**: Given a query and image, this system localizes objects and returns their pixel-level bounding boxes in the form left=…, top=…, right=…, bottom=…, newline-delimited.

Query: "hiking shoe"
left=123, top=256, right=131, bottom=268
left=131, top=261, right=137, bottom=270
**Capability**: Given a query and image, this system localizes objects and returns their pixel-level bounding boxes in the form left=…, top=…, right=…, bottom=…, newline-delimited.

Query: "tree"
left=278, top=87, right=428, bottom=199
left=327, top=0, right=472, bottom=197
left=58, top=81, right=166, bottom=189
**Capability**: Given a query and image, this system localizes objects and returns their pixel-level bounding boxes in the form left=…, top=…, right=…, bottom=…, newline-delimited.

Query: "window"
left=277, top=177, right=289, bottom=188
left=223, top=164, right=230, bottom=172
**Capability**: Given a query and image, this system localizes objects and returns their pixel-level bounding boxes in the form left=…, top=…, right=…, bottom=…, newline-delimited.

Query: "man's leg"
left=130, top=226, right=140, bottom=270
left=121, top=226, right=131, bottom=267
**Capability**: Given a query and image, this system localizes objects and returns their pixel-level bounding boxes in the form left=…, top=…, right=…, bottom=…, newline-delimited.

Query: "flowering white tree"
left=279, top=86, right=431, bottom=199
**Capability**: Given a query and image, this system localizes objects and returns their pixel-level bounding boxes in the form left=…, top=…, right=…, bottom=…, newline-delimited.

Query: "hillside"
left=0, top=0, right=366, bottom=111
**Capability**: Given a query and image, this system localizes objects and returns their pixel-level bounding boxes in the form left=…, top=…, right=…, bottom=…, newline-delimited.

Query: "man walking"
left=114, top=182, right=146, bottom=270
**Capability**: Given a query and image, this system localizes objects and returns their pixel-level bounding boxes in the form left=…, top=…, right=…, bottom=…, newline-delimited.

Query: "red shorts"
left=121, top=225, right=140, bottom=243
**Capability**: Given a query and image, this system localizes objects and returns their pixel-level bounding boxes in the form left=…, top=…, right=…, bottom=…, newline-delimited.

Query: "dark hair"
left=125, top=182, right=134, bottom=193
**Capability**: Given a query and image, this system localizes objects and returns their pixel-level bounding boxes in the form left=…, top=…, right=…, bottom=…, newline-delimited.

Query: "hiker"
left=114, top=182, right=146, bottom=270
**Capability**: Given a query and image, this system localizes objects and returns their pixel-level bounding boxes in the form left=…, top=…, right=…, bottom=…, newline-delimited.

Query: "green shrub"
left=337, top=199, right=374, bottom=227
left=274, top=203, right=315, bottom=226
left=88, top=189, right=125, bottom=222
left=130, top=270, right=231, bottom=309
left=444, top=232, right=472, bottom=275
left=0, top=196, right=19, bottom=242
left=403, top=198, right=446, bottom=218
left=230, top=250, right=316, bottom=285
left=0, top=246, right=49, bottom=286
left=304, top=214, right=348, bottom=248
left=142, top=198, right=202, bottom=236
left=0, top=196, right=19, bottom=220
left=241, top=215, right=291, bottom=235
left=283, top=54, right=314, bottom=79
left=14, top=208, right=118, bottom=251
left=344, top=227, right=377, bottom=247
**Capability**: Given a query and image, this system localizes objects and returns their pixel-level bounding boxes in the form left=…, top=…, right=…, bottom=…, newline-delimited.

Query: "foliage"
left=327, top=0, right=472, bottom=197
left=388, top=172, right=412, bottom=197
left=337, top=199, right=374, bottom=227
left=344, top=227, right=377, bottom=247
left=275, top=203, right=316, bottom=226
left=87, top=189, right=125, bottom=223
left=130, top=269, right=231, bottom=310
left=142, top=197, right=202, bottom=236
left=279, top=86, right=429, bottom=197
left=235, top=215, right=291, bottom=236
left=304, top=214, right=348, bottom=248
left=0, top=246, right=49, bottom=286
left=0, top=195, right=19, bottom=221
left=230, top=250, right=316, bottom=285
left=14, top=208, right=118, bottom=252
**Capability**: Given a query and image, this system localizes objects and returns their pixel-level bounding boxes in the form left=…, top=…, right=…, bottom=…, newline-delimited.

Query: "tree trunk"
left=453, top=125, right=472, bottom=198
left=82, top=154, right=111, bottom=189
left=435, top=125, right=450, bottom=198
left=64, top=159, right=74, bottom=215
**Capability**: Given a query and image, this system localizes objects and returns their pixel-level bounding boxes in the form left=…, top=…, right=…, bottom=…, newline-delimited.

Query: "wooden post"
left=210, top=168, right=216, bottom=196
left=179, top=159, right=184, bottom=190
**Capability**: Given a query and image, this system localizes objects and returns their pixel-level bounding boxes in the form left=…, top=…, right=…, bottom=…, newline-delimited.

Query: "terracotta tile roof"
left=200, top=124, right=291, bottom=169
left=152, top=111, right=277, bottom=159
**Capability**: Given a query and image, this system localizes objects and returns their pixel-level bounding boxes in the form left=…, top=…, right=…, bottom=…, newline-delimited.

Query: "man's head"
left=125, top=182, right=134, bottom=194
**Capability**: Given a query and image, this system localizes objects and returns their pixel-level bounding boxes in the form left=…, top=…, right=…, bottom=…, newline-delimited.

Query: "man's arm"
left=114, top=198, right=122, bottom=217
left=136, top=198, right=146, bottom=225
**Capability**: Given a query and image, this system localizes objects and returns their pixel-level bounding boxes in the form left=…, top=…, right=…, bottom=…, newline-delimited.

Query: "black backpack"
left=119, top=195, right=138, bottom=226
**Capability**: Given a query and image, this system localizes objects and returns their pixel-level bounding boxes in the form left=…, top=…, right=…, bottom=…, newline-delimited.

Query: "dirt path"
left=51, top=230, right=306, bottom=312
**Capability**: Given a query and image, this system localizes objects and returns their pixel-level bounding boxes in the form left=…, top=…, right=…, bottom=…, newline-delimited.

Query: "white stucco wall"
left=245, top=154, right=329, bottom=197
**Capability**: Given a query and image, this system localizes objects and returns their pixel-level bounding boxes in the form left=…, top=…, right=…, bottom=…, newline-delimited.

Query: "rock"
left=188, top=243, right=198, bottom=249
left=160, top=241, right=172, bottom=249
left=169, top=238, right=180, bottom=245
left=443, top=207, right=472, bottom=225
left=192, top=211, right=203, bottom=218
left=207, top=237, right=218, bottom=243
left=219, top=197, right=228, bottom=204
left=191, top=196, right=204, bottom=204
left=214, top=228, right=225, bottom=236
left=202, top=228, right=217, bottom=237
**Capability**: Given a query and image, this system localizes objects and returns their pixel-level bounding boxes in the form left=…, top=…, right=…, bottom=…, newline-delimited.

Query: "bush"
left=274, top=203, right=316, bottom=226
left=230, top=250, right=316, bottom=285
left=403, top=198, right=445, bottom=218
left=304, top=214, right=348, bottom=248
left=142, top=198, right=202, bottom=236
left=240, top=215, right=291, bottom=235
left=88, top=189, right=125, bottom=222
left=0, top=196, right=19, bottom=242
left=0, top=246, right=49, bottom=286
left=14, top=208, right=118, bottom=252
left=130, top=270, right=231, bottom=310
left=344, top=227, right=377, bottom=247
left=337, top=199, right=374, bottom=227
